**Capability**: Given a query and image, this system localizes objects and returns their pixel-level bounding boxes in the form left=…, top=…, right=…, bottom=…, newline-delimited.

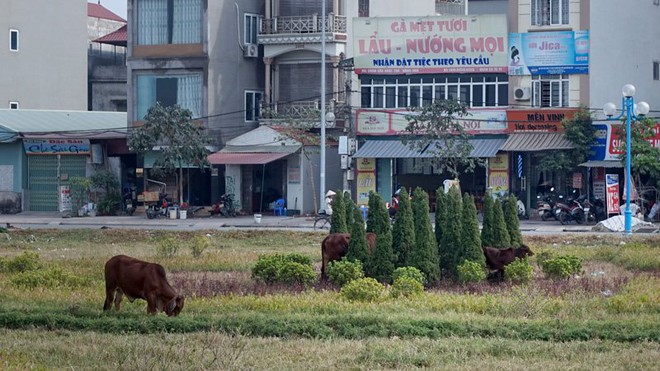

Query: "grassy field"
left=0, top=229, right=659, bottom=370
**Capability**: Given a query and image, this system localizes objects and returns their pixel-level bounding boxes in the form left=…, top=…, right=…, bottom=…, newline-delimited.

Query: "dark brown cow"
left=320, top=232, right=376, bottom=279
left=103, top=255, right=184, bottom=316
left=482, top=244, right=534, bottom=280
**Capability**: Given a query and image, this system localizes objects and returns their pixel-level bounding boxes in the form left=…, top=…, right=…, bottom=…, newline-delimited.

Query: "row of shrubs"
left=0, top=251, right=89, bottom=289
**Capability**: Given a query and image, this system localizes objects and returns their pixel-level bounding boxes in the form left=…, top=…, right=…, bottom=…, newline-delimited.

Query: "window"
left=358, top=0, right=369, bottom=17
left=136, top=0, right=201, bottom=45
left=654, top=61, right=659, bottom=81
left=359, top=74, right=508, bottom=108
left=136, top=73, right=202, bottom=119
left=245, top=91, right=262, bottom=122
left=531, top=0, right=569, bottom=26
left=9, top=29, right=19, bottom=51
left=9, top=102, right=19, bottom=109
left=244, top=14, right=258, bottom=45
left=532, top=74, right=569, bottom=107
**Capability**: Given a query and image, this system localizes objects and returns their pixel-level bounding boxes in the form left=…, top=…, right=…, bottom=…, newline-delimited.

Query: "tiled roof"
left=94, top=25, right=127, bottom=46
left=88, top=2, right=126, bottom=22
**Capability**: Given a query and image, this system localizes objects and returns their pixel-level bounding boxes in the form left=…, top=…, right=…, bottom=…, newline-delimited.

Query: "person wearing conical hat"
left=325, top=190, right=336, bottom=215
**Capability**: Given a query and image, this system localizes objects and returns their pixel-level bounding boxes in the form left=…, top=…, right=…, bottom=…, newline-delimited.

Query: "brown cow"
left=103, top=255, right=184, bottom=316
left=320, top=232, right=376, bottom=279
left=482, top=244, right=534, bottom=281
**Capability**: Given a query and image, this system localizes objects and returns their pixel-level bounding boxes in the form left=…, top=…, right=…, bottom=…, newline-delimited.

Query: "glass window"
left=137, top=0, right=201, bottom=45
left=385, top=87, right=396, bottom=108
left=9, top=29, right=18, bottom=51
left=654, top=61, right=659, bottom=81
left=409, top=86, right=420, bottom=107
left=358, top=0, right=369, bottom=17
left=373, top=87, right=384, bottom=108
left=9, top=102, right=19, bottom=109
left=136, top=73, right=202, bottom=119
left=422, top=86, right=433, bottom=106
left=397, top=86, right=408, bottom=107
left=472, top=85, right=483, bottom=106
left=531, top=0, right=568, bottom=26
left=245, top=14, right=259, bottom=44
left=434, top=85, right=445, bottom=101
left=459, top=85, right=470, bottom=106
left=245, top=91, right=262, bottom=122
left=361, top=87, right=371, bottom=107
left=532, top=75, right=569, bottom=107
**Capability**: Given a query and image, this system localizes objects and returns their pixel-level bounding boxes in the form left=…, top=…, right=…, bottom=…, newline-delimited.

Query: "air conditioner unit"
left=514, top=87, right=531, bottom=101
left=243, top=44, right=258, bottom=58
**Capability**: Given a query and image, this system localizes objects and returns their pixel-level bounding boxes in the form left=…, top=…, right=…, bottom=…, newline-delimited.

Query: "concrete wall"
left=469, top=0, right=508, bottom=15
left=90, top=64, right=127, bottom=111
left=0, top=0, right=87, bottom=110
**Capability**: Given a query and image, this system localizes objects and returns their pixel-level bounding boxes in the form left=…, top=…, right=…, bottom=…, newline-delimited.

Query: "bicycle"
left=313, top=213, right=331, bottom=230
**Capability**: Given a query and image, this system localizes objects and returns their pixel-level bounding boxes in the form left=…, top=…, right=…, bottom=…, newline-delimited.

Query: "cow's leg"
left=103, top=283, right=116, bottom=311
left=113, top=289, right=124, bottom=312
left=146, top=292, right=158, bottom=315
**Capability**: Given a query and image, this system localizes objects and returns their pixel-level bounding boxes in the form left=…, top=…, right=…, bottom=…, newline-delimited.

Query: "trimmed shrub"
left=541, top=255, right=583, bottom=280
left=330, top=190, right=348, bottom=234
left=392, top=187, right=415, bottom=267
left=491, top=200, right=511, bottom=248
left=481, top=191, right=495, bottom=247
left=190, top=235, right=211, bottom=258
left=504, top=258, right=534, bottom=284
left=346, top=207, right=371, bottom=266
left=343, top=191, right=354, bottom=228
left=327, top=259, right=364, bottom=287
left=11, top=268, right=89, bottom=289
left=504, top=194, right=524, bottom=247
left=457, top=260, right=487, bottom=284
left=460, top=193, right=485, bottom=266
left=441, top=186, right=463, bottom=278
left=340, top=277, right=385, bottom=302
left=366, top=193, right=395, bottom=283
left=0, top=251, right=42, bottom=273
left=391, top=276, right=424, bottom=298
left=392, top=266, right=426, bottom=285
left=251, top=253, right=315, bottom=287
left=156, top=236, right=180, bottom=258
left=409, top=188, right=440, bottom=284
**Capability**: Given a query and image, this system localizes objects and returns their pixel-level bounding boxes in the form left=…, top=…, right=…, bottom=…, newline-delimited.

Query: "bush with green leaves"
left=156, top=236, right=180, bottom=258
left=11, top=268, right=89, bottom=289
left=251, top=253, right=315, bottom=287
left=504, top=258, right=534, bottom=284
left=541, top=255, right=583, bottom=280
left=457, top=260, right=486, bottom=284
left=340, top=277, right=385, bottom=302
left=0, top=251, right=42, bottom=273
left=392, top=266, right=425, bottom=285
left=190, top=235, right=211, bottom=258
left=327, top=259, right=364, bottom=287
left=391, top=276, right=424, bottom=298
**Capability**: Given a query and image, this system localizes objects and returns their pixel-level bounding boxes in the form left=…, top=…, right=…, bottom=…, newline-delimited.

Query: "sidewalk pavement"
left=3, top=210, right=655, bottom=234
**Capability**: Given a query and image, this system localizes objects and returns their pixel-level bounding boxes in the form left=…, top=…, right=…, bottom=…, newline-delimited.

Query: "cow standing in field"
left=103, top=255, right=185, bottom=316
left=320, top=232, right=376, bottom=279
left=482, top=245, right=534, bottom=281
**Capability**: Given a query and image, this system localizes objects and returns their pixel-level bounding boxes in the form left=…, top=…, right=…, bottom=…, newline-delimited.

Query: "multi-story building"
left=0, top=0, right=87, bottom=110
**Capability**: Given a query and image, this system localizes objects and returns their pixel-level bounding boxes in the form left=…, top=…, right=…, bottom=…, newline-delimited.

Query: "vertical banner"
left=59, top=185, right=72, bottom=213
left=605, top=174, right=620, bottom=215
left=592, top=167, right=605, bottom=200
left=356, top=158, right=376, bottom=205
left=488, top=153, right=509, bottom=195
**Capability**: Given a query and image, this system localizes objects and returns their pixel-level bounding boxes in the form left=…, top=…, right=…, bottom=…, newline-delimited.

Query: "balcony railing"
left=260, top=100, right=344, bottom=128
left=260, top=14, right=347, bottom=35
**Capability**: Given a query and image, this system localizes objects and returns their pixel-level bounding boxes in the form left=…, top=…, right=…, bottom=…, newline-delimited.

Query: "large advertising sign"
left=589, top=122, right=660, bottom=161
left=23, top=139, right=90, bottom=155
left=508, top=31, right=589, bottom=75
left=353, top=15, right=508, bottom=75
left=506, top=109, right=576, bottom=132
left=606, top=174, right=620, bottom=215
left=356, top=109, right=507, bottom=135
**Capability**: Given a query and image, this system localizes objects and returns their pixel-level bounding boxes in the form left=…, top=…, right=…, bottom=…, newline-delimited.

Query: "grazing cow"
left=321, top=232, right=376, bottom=279
left=482, top=244, right=534, bottom=281
left=103, top=255, right=184, bottom=316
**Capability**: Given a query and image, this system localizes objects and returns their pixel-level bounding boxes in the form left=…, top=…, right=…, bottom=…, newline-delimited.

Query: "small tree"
left=346, top=207, right=371, bottom=267
left=410, top=188, right=440, bottom=284
left=614, top=116, right=660, bottom=188
left=391, top=187, right=415, bottom=267
left=128, top=103, right=209, bottom=204
left=343, top=191, right=354, bottom=228
left=491, top=200, right=511, bottom=248
left=460, top=193, right=485, bottom=266
left=504, top=194, right=524, bottom=248
left=366, top=191, right=378, bottom=234
left=365, top=193, right=395, bottom=283
left=481, top=191, right=495, bottom=247
left=538, top=107, right=596, bottom=176
left=330, top=190, right=348, bottom=234
left=441, top=186, right=463, bottom=278
left=434, top=187, right=447, bottom=263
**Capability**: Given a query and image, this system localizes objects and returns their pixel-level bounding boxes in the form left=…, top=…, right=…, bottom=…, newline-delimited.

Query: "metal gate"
left=28, top=155, right=87, bottom=211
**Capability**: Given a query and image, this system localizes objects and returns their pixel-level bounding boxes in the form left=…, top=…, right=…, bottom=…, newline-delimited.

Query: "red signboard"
left=606, top=174, right=620, bottom=215
left=607, top=123, right=660, bottom=155
left=506, top=109, right=577, bottom=133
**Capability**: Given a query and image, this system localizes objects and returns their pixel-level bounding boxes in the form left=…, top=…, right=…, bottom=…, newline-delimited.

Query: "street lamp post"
left=319, top=0, right=327, bottom=212
left=603, top=84, right=650, bottom=235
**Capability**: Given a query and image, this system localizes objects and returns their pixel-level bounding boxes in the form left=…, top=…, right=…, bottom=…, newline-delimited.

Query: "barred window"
left=532, top=74, right=569, bottom=107
left=531, top=0, right=569, bottom=26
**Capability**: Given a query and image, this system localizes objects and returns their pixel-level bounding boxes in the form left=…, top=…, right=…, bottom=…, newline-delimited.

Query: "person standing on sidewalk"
left=325, top=190, right=336, bottom=215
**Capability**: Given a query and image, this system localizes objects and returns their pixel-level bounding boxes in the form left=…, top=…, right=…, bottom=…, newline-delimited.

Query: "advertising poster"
left=356, top=172, right=376, bottom=206
left=588, top=121, right=660, bottom=161
left=488, top=171, right=509, bottom=195
left=353, top=15, right=508, bottom=75
left=59, top=185, right=72, bottom=213
left=606, top=174, right=620, bottom=215
left=356, top=109, right=507, bottom=135
left=508, top=31, right=589, bottom=75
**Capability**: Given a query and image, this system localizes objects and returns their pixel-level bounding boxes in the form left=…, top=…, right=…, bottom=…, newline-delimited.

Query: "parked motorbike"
left=146, top=193, right=169, bottom=219
left=557, top=196, right=587, bottom=225
left=122, top=188, right=136, bottom=216
left=209, top=193, right=237, bottom=217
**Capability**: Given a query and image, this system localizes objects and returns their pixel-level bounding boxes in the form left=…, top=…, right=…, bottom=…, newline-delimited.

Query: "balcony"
left=260, top=100, right=345, bottom=128
left=258, top=14, right=347, bottom=45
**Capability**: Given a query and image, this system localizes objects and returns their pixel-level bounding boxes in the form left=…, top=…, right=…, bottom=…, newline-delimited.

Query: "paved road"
left=1, top=211, right=658, bottom=235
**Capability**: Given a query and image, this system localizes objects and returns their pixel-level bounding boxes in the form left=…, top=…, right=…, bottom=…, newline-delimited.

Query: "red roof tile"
left=88, top=2, right=126, bottom=22
left=94, top=25, right=127, bottom=46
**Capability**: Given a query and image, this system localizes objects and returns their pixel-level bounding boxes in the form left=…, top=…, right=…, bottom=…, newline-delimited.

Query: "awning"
left=207, top=151, right=291, bottom=165
left=499, top=133, right=574, bottom=152
left=428, top=138, right=507, bottom=158
left=352, top=140, right=426, bottom=158
left=579, top=160, right=623, bottom=168
left=143, top=151, right=199, bottom=169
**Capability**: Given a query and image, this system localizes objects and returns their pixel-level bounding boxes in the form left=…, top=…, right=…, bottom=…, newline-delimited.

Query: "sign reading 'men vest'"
left=24, top=139, right=90, bottom=155
left=353, top=15, right=508, bottom=75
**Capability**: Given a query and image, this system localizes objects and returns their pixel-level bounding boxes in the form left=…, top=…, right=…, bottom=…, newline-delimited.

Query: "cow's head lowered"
left=164, top=295, right=185, bottom=317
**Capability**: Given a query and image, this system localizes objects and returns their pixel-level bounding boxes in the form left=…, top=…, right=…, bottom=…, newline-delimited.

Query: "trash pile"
left=592, top=215, right=657, bottom=233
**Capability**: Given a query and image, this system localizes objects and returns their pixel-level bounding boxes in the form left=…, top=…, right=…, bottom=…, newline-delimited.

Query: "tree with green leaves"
left=481, top=191, right=494, bottom=247
left=365, top=193, right=395, bottom=283
left=404, top=100, right=483, bottom=178
left=504, top=194, right=524, bottom=247
left=538, top=106, right=595, bottom=176
left=128, top=103, right=210, bottom=204
left=614, top=117, right=660, bottom=188
left=330, top=191, right=348, bottom=234
left=491, top=200, right=511, bottom=248
left=346, top=207, right=371, bottom=267
left=410, top=188, right=440, bottom=284
left=460, top=193, right=485, bottom=266
left=392, top=187, right=415, bottom=267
